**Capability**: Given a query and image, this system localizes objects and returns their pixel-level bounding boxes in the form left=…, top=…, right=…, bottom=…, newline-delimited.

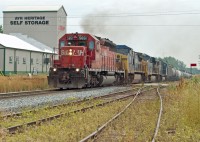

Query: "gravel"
left=0, top=86, right=131, bottom=113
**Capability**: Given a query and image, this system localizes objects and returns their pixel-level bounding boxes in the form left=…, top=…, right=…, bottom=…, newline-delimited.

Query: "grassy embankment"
left=157, top=77, right=200, bottom=141
left=0, top=77, right=200, bottom=141
left=2, top=99, right=132, bottom=141
left=0, top=75, right=49, bottom=93
left=95, top=77, right=200, bottom=141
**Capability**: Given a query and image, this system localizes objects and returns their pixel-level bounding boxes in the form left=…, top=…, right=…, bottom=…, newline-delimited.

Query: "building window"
left=9, top=56, right=13, bottom=64
left=31, top=58, right=33, bottom=65
left=23, top=57, right=26, bottom=64
left=16, top=56, right=19, bottom=64
left=36, top=58, right=39, bottom=64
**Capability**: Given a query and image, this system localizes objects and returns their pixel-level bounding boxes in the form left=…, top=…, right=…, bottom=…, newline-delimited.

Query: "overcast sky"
left=1, top=0, right=200, bottom=67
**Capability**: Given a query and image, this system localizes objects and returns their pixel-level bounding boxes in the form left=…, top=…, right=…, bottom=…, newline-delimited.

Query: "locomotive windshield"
left=78, top=41, right=87, bottom=46
left=66, top=41, right=87, bottom=46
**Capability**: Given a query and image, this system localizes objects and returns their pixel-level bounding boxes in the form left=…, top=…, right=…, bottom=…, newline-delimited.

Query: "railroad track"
left=151, top=85, right=163, bottom=142
left=0, top=89, right=58, bottom=100
left=0, top=84, right=131, bottom=100
left=79, top=85, right=164, bottom=142
left=3, top=86, right=148, bottom=134
left=1, top=86, right=140, bottom=118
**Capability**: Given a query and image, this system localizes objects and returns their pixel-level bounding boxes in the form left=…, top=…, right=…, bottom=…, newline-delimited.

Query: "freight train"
left=47, top=33, right=191, bottom=89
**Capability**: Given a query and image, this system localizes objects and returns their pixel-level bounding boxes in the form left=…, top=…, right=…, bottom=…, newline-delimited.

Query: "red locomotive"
left=48, top=33, right=125, bottom=89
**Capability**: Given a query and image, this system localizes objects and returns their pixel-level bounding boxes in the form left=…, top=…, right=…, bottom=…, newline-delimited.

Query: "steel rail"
left=151, top=86, right=163, bottom=142
left=2, top=87, right=140, bottom=118
left=0, top=84, right=131, bottom=100
left=0, top=89, right=59, bottom=100
left=6, top=87, right=145, bottom=134
left=79, top=87, right=145, bottom=142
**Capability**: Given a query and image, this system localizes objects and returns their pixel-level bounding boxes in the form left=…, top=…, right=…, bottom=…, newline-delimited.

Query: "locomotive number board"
left=67, top=35, right=87, bottom=40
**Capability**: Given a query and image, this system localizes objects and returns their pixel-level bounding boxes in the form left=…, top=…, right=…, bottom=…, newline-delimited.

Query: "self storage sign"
left=10, top=16, right=49, bottom=25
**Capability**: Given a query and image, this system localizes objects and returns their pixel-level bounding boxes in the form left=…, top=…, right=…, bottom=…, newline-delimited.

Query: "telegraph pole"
left=199, top=55, right=200, bottom=69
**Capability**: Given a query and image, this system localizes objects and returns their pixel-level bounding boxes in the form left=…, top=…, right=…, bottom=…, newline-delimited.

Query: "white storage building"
left=0, top=33, right=53, bottom=75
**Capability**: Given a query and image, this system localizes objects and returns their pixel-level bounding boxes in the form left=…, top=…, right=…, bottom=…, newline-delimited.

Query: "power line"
left=68, top=24, right=200, bottom=27
left=1, top=11, right=200, bottom=18
left=68, top=12, right=200, bottom=18
left=2, top=24, right=200, bottom=27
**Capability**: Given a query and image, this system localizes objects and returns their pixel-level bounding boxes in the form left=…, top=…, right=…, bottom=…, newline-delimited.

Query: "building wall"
left=0, top=46, right=4, bottom=74
left=42, top=53, right=51, bottom=73
left=30, top=52, right=43, bottom=73
left=5, top=48, right=15, bottom=74
left=15, top=50, right=30, bottom=73
left=57, top=7, right=67, bottom=48
left=3, top=7, right=66, bottom=49
left=4, top=48, right=51, bottom=75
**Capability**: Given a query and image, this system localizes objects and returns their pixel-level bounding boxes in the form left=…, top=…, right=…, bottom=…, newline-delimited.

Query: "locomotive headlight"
left=53, top=68, right=57, bottom=72
left=76, top=68, right=80, bottom=72
left=69, top=49, right=72, bottom=51
left=69, top=51, right=72, bottom=56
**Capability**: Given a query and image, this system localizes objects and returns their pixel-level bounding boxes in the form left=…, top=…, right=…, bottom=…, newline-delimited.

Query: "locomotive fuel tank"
left=132, top=74, right=142, bottom=83
left=100, top=76, right=116, bottom=86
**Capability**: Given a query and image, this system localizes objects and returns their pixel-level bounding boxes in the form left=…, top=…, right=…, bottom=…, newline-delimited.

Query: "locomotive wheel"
left=120, top=75, right=125, bottom=84
left=148, top=75, right=151, bottom=82
left=128, top=74, right=134, bottom=84
left=142, top=74, right=146, bottom=82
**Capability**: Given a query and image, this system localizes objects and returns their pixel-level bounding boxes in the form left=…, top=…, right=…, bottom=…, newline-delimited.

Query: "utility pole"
left=199, top=55, right=200, bottom=70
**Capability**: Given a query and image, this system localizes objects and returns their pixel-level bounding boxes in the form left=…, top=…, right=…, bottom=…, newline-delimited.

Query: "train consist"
left=48, top=33, right=191, bottom=89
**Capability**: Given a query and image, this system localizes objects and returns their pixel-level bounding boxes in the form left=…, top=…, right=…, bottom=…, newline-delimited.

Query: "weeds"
left=157, top=77, right=200, bottom=141
left=1, top=77, right=200, bottom=141
left=4, top=99, right=131, bottom=141
left=0, top=75, right=50, bottom=93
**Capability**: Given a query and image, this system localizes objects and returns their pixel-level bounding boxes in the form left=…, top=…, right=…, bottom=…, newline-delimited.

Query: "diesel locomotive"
left=47, top=33, right=191, bottom=89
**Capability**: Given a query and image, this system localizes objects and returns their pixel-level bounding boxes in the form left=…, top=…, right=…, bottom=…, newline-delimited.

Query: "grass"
left=3, top=99, right=132, bottom=142
left=156, top=77, right=200, bottom=141
left=93, top=88, right=160, bottom=141
left=0, top=75, right=50, bottom=93
left=93, top=78, right=200, bottom=141
left=1, top=77, right=200, bottom=141
left=0, top=98, right=105, bottom=128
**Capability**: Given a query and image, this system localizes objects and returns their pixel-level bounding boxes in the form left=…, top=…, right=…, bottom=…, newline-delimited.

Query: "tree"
left=161, top=56, right=187, bottom=70
left=0, top=25, right=3, bottom=33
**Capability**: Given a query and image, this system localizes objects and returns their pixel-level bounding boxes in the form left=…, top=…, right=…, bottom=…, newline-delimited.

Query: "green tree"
left=0, top=25, right=3, bottom=33
left=161, top=56, right=187, bottom=70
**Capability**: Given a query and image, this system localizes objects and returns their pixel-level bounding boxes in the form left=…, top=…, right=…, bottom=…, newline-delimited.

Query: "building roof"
left=3, top=5, right=67, bottom=15
left=10, top=33, right=54, bottom=53
left=0, top=33, right=53, bottom=53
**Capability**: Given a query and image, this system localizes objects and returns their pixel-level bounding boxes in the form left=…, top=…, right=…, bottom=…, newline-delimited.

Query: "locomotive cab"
left=48, top=46, right=87, bottom=89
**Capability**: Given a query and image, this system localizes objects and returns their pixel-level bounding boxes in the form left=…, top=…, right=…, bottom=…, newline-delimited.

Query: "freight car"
left=167, top=65, right=191, bottom=80
left=48, top=32, right=191, bottom=89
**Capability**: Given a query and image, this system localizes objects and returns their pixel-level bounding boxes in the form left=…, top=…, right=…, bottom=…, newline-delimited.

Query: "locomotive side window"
left=89, top=41, right=94, bottom=50
left=60, top=41, right=65, bottom=48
